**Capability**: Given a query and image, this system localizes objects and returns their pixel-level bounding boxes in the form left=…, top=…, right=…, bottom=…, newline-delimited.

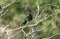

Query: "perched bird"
left=23, top=13, right=33, bottom=25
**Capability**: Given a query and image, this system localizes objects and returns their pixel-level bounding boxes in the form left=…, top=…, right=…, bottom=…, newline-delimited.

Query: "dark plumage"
left=23, top=13, right=33, bottom=24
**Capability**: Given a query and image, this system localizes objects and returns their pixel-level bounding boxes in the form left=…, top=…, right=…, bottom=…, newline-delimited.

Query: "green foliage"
left=0, top=0, right=60, bottom=39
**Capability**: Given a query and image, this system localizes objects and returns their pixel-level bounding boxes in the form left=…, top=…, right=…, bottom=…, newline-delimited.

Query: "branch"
left=0, top=10, right=8, bottom=17
left=49, top=33, right=60, bottom=39
left=9, top=31, right=21, bottom=39
left=3, top=1, right=16, bottom=9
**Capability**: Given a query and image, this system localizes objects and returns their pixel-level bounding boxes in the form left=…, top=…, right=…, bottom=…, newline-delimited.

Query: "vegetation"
left=0, top=0, right=60, bottom=39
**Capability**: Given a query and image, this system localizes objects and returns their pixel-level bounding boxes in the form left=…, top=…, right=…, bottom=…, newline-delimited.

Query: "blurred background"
left=0, top=0, right=60, bottom=39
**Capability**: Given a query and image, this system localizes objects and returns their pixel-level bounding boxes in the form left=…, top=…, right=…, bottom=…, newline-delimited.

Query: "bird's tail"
left=22, top=20, right=27, bottom=25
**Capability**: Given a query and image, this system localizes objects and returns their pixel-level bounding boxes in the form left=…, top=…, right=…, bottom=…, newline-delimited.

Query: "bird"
left=23, top=13, right=33, bottom=25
